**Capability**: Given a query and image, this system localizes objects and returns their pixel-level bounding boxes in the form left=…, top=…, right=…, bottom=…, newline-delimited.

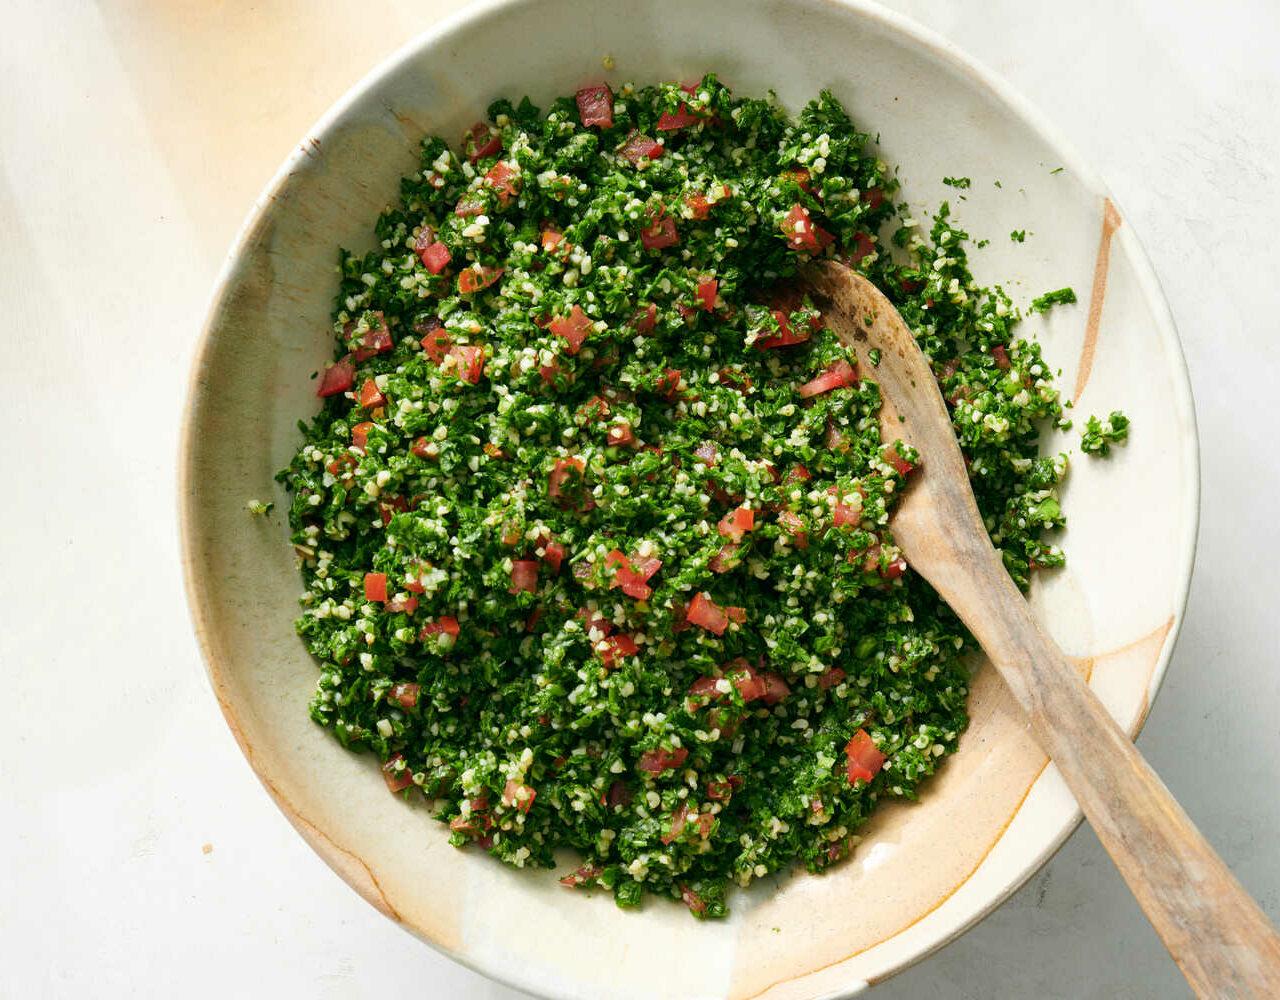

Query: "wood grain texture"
left=804, top=261, right=1280, bottom=999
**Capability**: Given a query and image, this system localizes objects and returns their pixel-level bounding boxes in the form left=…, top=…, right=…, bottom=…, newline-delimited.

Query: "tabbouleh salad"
left=278, top=75, right=1088, bottom=918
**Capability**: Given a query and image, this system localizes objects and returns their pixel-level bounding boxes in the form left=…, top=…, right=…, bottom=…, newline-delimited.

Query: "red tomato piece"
left=541, top=541, right=565, bottom=573
left=420, top=616, right=460, bottom=642
left=695, top=277, right=718, bottom=312
left=549, top=305, right=594, bottom=355
left=657, top=105, right=700, bottom=130
left=464, top=121, right=503, bottom=162
left=457, top=266, right=503, bottom=294
left=606, top=423, right=635, bottom=447
left=509, top=560, right=539, bottom=594
left=502, top=779, right=537, bottom=813
left=351, top=421, right=375, bottom=453
left=575, top=84, right=614, bottom=128
left=883, top=445, right=914, bottom=475
left=686, top=592, right=728, bottom=635
left=358, top=378, right=385, bottom=409
left=382, top=755, right=414, bottom=793
left=316, top=357, right=355, bottom=397
left=845, top=729, right=887, bottom=785
left=782, top=203, right=821, bottom=251
left=637, top=747, right=688, bottom=774
left=448, top=345, right=485, bottom=383
left=390, top=682, right=420, bottom=708
left=755, top=309, right=811, bottom=350
left=861, top=186, right=885, bottom=210
left=559, top=864, right=604, bottom=888
left=777, top=511, right=809, bottom=549
left=485, top=161, right=520, bottom=206
left=843, top=231, right=877, bottom=265
left=541, top=229, right=566, bottom=253
left=991, top=345, right=1011, bottom=370
left=420, top=326, right=451, bottom=362
left=640, top=212, right=679, bottom=251
left=411, top=436, right=434, bottom=460
left=685, top=193, right=711, bottom=219
left=378, top=495, right=408, bottom=527
left=420, top=240, right=451, bottom=274
left=549, top=456, right=593, bottom=511
left=680, top=885, right=707, bottom=916
left=661, top=802, right=690, bottom=844
left=717, top=506, right=756, bottom=542
left=655, top=368, right=683, bottom=401
left=818, top=667, right=846, bottom=690
left=708, top=544, right=740, bottom=574
left=619, top=132, right=664, bottom=164
left=364, top=572, right=388, bottom=602
left=798, top=359, right=857, bottom=398
left=632, top=302, right=658, bottom=335
left=760, top=671, right=790, bottom=705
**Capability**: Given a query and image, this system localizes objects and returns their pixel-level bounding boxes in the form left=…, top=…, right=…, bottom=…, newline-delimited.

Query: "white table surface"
left=3, top=1, right=1278, bottom=996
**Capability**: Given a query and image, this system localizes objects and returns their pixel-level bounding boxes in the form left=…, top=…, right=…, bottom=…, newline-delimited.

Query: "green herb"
left=1050, top=167, right=1064, bottom=175
left=245, top=500, right=274, bottom=516
left=1029, top=287, right=1077, bottom=313
left=942, top=176, right=971, bottom=189
left=1080, top=411, right=1130, bottom=456
left=868, top=348, right=881, bottom=366
left=277, top=76, right=1077, bottom=920
left=1010, top=230, right=1027, bottom=243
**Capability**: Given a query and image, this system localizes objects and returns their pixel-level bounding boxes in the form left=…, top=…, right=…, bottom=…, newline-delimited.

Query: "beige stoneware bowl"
left=180, top=0, right=1199, bottom=996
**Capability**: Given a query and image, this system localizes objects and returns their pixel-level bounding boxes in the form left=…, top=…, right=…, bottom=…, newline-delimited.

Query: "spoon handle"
left=947, top=554, right=1280, bottom=998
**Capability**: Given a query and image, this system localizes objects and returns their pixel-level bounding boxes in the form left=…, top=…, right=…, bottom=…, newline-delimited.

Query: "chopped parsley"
left=1010, top=229, right=1027, bottom=243
left=942, top=176, right=971, bottom=189
left=1080, top=411, right=1130, bottom=456
left=1030, top=287, right=1077, bottom=313
left=278, top=76, right=1078, bottom=919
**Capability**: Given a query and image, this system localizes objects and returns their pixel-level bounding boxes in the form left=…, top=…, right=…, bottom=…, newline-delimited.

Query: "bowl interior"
left=182, top=1, right=1197, bottom=996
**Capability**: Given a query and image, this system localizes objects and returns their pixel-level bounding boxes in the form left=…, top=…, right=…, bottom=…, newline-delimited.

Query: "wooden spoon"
left=802, top=260, right=1280, bottom=999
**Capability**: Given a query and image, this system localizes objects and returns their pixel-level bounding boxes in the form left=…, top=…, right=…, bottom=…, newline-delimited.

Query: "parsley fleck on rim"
left=279, top=75, right=1075, bottom=918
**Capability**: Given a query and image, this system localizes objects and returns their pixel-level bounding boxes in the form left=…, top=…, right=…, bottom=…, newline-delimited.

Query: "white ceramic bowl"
left=180, top=1, right=1198, bottom=996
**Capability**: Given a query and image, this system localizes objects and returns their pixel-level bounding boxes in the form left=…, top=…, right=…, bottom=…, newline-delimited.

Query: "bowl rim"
left=178, top=0, right=1201, bottom=994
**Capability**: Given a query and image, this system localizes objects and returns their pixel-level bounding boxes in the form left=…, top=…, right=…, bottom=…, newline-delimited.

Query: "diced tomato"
left=455, top=192, right=487, bottom=218
left=541, top=229, right=566, bottom=253
left=576, top=84, right=614, bottom=128
left=501, top=779, right=537, bottom=813
left=448, top=345, right=485, bottom=383
left=755, top=309, right=810, bottom=350
left=317, top=357, right=355, bottom=397
left=695, top=277, right=718, bottom=312
left=464, top=121, right=503, bottom=162
left=717, top=506, right=756, bottom=542
left=686, top=592, right=728, bottom=635
left=707, top=543, right=739, bottom=574
left=901, top=275, right=926, bottom=294
left=655, top=368, right=683, bottom=401
left=637, top=747, right=688, bottom=774
left=861, top=186, right=885, bottom=210
left=390, top=682, right=420, bottom=708
left=818, top=667, right=846, bottom=690
left=413, top=224, right=435, bottom=257
left=536, top=541, right=564, bottom=574
left=598, top=632, right=640, bottom=666
left=845, top=729, right=886, bottom=785
left=378, top=495, right=408, bottom=527
left=640, top=212, right=679, bottom=251
left=782, top=203, right=821, bottom=251
left=843, top=231, right=877, bottom=265
left=685, top=193, right=712, bottom=219
left=358, top=378, right=385, bottom=409
left=632, top=302, right=658, bottom=335
left=661, top=801, right=690, bottom=844
left=619, top=132, right=664, bottom=164
left=577, top=395, right=611, bottom=422
left=693, top=441, right=718, bottom=466
left=760, top=671, right=790, bottom=705
left=548, top=456, right=592, bottom=511
left=726, top=606, right=745, bottom=623
left=559, top=864, right=604, bottom=888
left=350, top=312, right=394, bottom=361
left=680, top=885, right=707, bottom=915
left=411, top=436, right=434, bottom=460
left=382, top=755, right=414, bottom=793
left=606, top=423, right=635, bottom=447
left=420, top=616, right=460, bottom=643
left=549, top=305, right=594, bottom=355
left=458, top=266, right=503, bottom=294
left=991, top=345, right=1011, bottom=370
left=485, top=161, right=520, bottom=205
left=364, top=572, right=388, bottom=602
left=799, top=359, right=857, bottom=399
left=351, top=421, right=375, bottom=453
left=657, top=103, right=701, bottom=130
left=525, top=607, right=543, bottom=632
left=419, top=239, right=451, bottom=274
left=418, top=325, right=451, bottom=364
left=883, top=445, right=914, bottom=475
left=707, top=780, right=734, bottom=801
left=509, top=560, right=539, bottom=594
left=777, top=511, right=809, bottom=548
left=785, top=166, right=813, bottom=193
